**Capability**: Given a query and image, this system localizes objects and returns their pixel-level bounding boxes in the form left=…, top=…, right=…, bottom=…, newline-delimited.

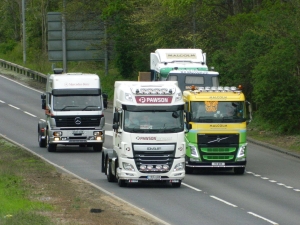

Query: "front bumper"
left=116, top=158, right=185, bottom=183
left=48, top=129, right=105, bottom=145
left=185, top=159, right=246, bottom=168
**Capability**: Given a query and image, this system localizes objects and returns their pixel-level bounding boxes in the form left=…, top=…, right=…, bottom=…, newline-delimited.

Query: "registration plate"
left=147, top=175, right=161, bottom=180
left=212, top=162, right=225, bottom=166
left=73, top=130, right=84, bottom=134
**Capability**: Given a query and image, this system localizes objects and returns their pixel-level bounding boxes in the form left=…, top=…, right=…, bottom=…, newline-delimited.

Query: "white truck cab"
left=150, top=48, right=208, bottom=81
left=38, top=69, right=107, bottom=152
left=102, top=81, right=186, bottom=187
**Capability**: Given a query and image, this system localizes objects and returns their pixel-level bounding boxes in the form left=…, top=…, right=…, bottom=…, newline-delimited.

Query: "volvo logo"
left=74, top=117, right=82, bottom=125
left=208, top=136, right=229, bottom=143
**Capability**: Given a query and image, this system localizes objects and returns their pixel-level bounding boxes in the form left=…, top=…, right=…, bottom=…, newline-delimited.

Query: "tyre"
left=39, top=135, right=47, bottom=147
left=234, top=167, right=245, bottom=175
left=118, top=178, right=127, bottom=187
left=185, top=166, right=193, bottom=174
left=48, top=143, right=57, bottom=152
left=47, top=133, right=57, bottom=152
left=106, top=159, right=114, bottom=182
left=171, top=181, right=182, bottom=188
left=93, top=143, right=103, bottom=152
left=38, top=127, right=47, bottom=148
left=38, top=125, right=46, bottom=147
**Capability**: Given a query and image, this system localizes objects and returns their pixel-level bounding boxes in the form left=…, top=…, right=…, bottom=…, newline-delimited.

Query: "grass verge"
left=0, top=138, right=53, bottom=225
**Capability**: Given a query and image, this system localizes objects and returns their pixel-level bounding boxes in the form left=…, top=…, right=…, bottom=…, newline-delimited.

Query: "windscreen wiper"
left=82, top=106, right=101, bottom=111
left=61, top=106, right=79, bottom=111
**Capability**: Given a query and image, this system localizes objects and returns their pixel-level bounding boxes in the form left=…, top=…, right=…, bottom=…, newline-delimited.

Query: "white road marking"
left=0, top=100, right=5, bottom=103
left=8, top=104, right=20, bottom=110
left=0, top=74, right=43, bottom=93
left=210, top=196, right=237, bottom=207
left=24, top=111, right=37, bottom=117
left=248, top=212, right=278, bottom=225
left=106, top=130, right=113, bottom=136
left=182, top=183, right=202, bottom=191
left=248, top=171, right=299, bottom=192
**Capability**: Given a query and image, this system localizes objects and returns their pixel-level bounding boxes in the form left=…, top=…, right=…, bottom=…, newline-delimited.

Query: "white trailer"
left=102, top=81, right=186, bottom=187
left=150, top=49, right=219, bottom=91
left=150, top=48, right=208, bottom=81
left=38, top=69, right=107, bottom=152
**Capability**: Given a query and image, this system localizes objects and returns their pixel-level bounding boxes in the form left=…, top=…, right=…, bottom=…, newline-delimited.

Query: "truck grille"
left=54, top=115, right=102, bottom=127
left=197, top=134, right=239, bottom=162
left=132, top=144, right=176, bottom=174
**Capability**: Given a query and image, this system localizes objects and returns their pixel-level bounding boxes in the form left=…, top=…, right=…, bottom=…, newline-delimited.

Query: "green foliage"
left=252, top=38, right=300, bottom=133
left=0, top=40, right=18, bottom=54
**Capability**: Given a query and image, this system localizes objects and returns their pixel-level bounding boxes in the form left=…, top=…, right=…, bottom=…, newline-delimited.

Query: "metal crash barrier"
left=0, top=59, right=47, bottom=83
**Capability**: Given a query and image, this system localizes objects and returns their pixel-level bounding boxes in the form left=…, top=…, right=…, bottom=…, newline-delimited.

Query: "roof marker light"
left=224, top=86, right=230, bottom=91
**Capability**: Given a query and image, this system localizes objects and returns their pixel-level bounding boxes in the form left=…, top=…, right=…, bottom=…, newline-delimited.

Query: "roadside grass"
left=247, top=118, right=300, bottom=154
left=0, top=138, right=53, bottom=225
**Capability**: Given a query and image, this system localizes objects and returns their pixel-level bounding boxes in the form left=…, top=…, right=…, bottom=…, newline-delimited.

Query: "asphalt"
left=247, top=137, right=300, bottom=159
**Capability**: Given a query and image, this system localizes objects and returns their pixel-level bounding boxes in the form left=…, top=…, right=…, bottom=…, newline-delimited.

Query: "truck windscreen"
left=190, top=101, right=246, bottom=122
left=123, top=110, right=184, bottom=133
left=167, top=73, right=219, bottom=92
left=53, top=95, right=102, bottom=111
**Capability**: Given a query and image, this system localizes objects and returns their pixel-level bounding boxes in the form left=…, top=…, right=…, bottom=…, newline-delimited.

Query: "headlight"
left=94, top=131, right=103, bottom=136
left=237, top=143, right=247, bottom=158
left=147, top=165, right=153, bottom=170
left=174, top=162, right=185, bottom=171
left=189, top=145, right=199, bottom=157
left=175, top=92, right=182, bottom=102
left=122, top=162, right=135, bottom=171
left=162, top=165, right=170, bottom=170
left=96, top=136, right=102, bottom=141
left=156, top=165, right=162, bottom=170
left=53, top=131, right=62, bottom=137
left=140, top=165, right=146, bottom=170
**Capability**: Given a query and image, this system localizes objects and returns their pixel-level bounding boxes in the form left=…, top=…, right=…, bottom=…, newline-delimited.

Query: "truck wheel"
left=106, top=159, right=114, bottom=182
left=185, top=166, right=193, bottom=174
left=234, top=167, right=245, bottom=175
left=39, top=135, right=47, bottom=147
left=38, top=129, right=47, bottom=148
left=38, top=125, right=46, bottom=147
left=93, top=144, right=103, bottom=152
left=118, top=178, right=127, bottom=187
left=47, top=133, right=57, bottom=152
left=171, top=181, right=182, bottom=188
left=48, top=144, right=57, bottom=152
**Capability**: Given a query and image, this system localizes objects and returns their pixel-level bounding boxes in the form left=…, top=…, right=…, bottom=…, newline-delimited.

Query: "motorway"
left=1, top=74, right=300, bottom=225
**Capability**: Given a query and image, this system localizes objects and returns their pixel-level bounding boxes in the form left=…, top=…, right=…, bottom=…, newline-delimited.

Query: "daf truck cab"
left=102, top=81, right=186, bottom=187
